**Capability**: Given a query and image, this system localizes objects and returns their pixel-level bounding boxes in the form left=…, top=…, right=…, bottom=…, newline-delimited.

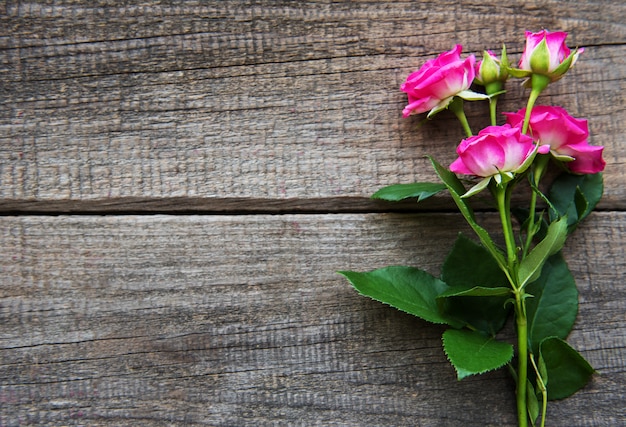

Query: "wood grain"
left=1, top=2, right=625, bottom=426
left=1, top=213, right=624, bottom=426
left=1, top=1, right=624, bottom=211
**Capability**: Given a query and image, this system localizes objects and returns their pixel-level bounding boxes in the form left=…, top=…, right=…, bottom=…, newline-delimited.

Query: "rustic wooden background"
left=1, top=1, right=624, bottom=426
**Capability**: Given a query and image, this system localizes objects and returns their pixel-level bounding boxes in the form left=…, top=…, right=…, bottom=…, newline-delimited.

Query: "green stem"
left=522, top=74, right=550, bottom=134
left=519, top=73, right=551, bottom=258
left=485, top=81, right=504, bottom=127
left=522, top=155, right=550, bottom=258
left=495, top=183, right=517, bottom=273
left=540, top=389, right=547, bottom=427
left=489, top=96, right=499, bottom=127
left=495, top=182, right=528, bottom=427
left=521, top=89, right=539, bottom=135
left=514, top=292, right=529, bottom=427
left=449, top=97, right=473, bottom=137
left=523, top=190, right=538, bottom=259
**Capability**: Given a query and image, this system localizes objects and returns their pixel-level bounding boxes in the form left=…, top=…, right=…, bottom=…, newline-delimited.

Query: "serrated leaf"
left=525, top=253, right=578, bottom=354
left=338, top=267, right=462, bottom=327
left=548, top=172, right=603, bottom=233
left=442, top=329, right=513, bottom=380
left=371, top=182, right=447, bottom=202
left=518, top=216, right=568, bottom=288
left=437, top=286, right=511, bottom=298
left=440, top=234, right=512, bottom=334
left=540, top=337, right=595, bottom=400
left=430, top=157, right=508, bottom=275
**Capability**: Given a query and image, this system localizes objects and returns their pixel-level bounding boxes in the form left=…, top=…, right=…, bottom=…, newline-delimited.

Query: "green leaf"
left=371, top=182, right=447, bottom=202
left=548, top=172, right=603, bottom=233
left=540, top=337, right=595, bottom=400
left=574, top=187, right=589, bottom=221
left=437, top=286, right=511, bottom=298
left=439, top=234, right=512, bottom=334
left=338, top=267, right=462, bottom=327
left=442, top=329, right=513, bottom=380
left=442, top=234, right=508, bottom=289
left=430, top=156, right=467, bottom=195
left=526, top=380, right=540, bottom=426
left=430, top=157, right=507, bottom=275
left=518, top=216, right=568, bottom=288
left=525, top=253, right=579, bottom=354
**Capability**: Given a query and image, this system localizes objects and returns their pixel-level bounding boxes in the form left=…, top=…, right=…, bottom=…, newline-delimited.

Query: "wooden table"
left=1, top=2, right=624, bottom=425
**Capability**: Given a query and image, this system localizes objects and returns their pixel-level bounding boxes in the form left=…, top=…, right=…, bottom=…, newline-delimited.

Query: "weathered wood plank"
left=1, top=3, right=624, bottom=426
left=1, top=1, right=624, bottom=211
left=1, top=212, right=624, bottom=426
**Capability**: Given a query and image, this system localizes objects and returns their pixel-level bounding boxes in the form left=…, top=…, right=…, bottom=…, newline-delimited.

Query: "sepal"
left=461, top=177, right=491, bottom=198
left=456, top=90, right=491, bottom=101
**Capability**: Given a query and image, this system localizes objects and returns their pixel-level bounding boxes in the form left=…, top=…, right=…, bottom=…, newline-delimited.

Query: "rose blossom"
left=518, top=30, right=583, bottom=82
left=450, top=125, right=536, bottom=178
left=505, top=106, right=605, bottom=174
left=401, top=45, right=476, bottom=117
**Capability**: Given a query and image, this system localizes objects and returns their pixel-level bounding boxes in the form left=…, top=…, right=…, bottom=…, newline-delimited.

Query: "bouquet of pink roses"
left=340, top=30, right=605, bottom=427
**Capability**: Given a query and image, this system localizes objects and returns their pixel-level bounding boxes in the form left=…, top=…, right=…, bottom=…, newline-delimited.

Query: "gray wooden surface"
left=1, top=1, right=625, bottom=426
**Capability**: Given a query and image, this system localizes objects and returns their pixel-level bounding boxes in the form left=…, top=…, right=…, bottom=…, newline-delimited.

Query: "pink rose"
left=450, top=125, right=536, bottom=178
left=505, top=106, right=605, bottom=174
left=401, top=45, right=477, bottom=118
left=518, top=30, right=583, bottom=82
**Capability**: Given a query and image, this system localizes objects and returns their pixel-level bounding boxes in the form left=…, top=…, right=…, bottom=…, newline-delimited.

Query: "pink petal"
left=449, top=157, right=473, bottom=175
left=560, top=144, right=606, bottom=174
